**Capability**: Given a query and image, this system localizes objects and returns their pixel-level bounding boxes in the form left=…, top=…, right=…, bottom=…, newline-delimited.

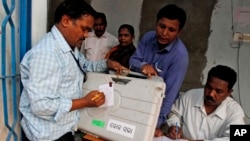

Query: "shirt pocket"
left=60, top=60, right=78, bottom=91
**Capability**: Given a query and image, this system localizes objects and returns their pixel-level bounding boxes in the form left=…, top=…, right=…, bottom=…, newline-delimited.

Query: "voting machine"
left=78, top=72, right=166, bottom=141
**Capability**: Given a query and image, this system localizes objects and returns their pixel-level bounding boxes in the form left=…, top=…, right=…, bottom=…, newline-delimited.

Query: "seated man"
left=155, top=65, right=245, bottom=141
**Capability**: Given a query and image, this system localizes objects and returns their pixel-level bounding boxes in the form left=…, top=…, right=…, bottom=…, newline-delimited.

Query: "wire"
left=230, top=0, right=250, bottom=119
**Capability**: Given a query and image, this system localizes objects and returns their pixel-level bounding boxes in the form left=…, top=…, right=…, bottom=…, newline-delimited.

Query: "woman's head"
left=118, top=24, right=135, bottom=47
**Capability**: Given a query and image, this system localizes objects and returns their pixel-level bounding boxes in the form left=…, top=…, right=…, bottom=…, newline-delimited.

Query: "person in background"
left=19, top=0, right=126, bottom=140
left=105, top=24, right=136, bottom=68
left=81, top=12, right=119, bottom=61
left=155, top=65, right=245, bottom=141
left=129, top=4, right=189, bottom=130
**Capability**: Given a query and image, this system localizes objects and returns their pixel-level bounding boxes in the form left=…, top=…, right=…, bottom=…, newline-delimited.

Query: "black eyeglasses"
left=70, top=51, right=87, bottom=82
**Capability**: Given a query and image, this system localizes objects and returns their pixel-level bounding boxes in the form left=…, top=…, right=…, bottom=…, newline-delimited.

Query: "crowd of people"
left=19, top=0, right=246, bottom=141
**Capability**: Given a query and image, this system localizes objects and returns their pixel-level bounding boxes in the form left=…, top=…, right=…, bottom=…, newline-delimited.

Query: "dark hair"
left=95, top=12, right=107, bottom=26
left=207, top=65, right=237, bottom=90
left=157, top=4, right=186, bottom=30
left=118, top=24, right=135, bottom=36
left=54, top=0, right=96, bottom=23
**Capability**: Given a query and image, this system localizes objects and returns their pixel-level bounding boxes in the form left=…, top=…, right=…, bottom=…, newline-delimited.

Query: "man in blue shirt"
left=129, top=4, right=189, bottom=132
left=19, top=0, right=126, bottom=140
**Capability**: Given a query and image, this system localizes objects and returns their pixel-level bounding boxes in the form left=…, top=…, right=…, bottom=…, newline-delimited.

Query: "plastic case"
left=78, top=72, right=166, bottom=141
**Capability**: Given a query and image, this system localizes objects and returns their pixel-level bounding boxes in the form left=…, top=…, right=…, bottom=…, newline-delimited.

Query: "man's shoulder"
left=139, top=31, right=157, bottom=44
left=172, top=38, right=188, bottom=55
left=224, top=97, right=244, bottom=112
left=143, top=30, right=156, bottom=38
left=179, top=88, right=203, bottom=102
left=105, top=31, right=117, bottom=39
left=184, top=88, right=203, bottom=97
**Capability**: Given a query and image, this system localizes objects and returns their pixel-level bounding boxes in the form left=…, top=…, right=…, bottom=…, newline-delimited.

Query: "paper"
left=106, top=119, right=136, bottom=138
left=98, top=83, right=114, bottom=107
left=234, top=7, right=250, bottom=27
left=153, top=136, right=188, bottom=141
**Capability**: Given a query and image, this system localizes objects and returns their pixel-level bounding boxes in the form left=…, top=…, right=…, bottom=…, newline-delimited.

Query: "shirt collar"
left=51, top=25, right=72, bottom=53
left=88, top=31, right=108, bottom=38
left=152, top=37, right=177, bottom=53
left=192, top=94, right=229, bottom=120
left=212, top=97, right=231, bottom=119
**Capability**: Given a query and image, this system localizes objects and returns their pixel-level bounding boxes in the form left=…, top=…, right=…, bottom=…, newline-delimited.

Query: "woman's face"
left=118, top=28, right=134, bottom=47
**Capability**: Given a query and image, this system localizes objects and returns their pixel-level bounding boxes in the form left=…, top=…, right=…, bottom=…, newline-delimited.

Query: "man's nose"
left=96, top=24, right=102, bottom=29
left=120, top=35, right=126, bottom=40
left=208, top=89, right=216, bottom=97
left=162, top=29, right=169, bottom=36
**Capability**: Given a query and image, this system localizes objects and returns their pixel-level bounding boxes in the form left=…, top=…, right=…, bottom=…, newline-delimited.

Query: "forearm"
left=70, top=90, right=105, bottom=111
left=84, top=59, right=108, bottom=72
left=70, top=97, right=87, bottom=111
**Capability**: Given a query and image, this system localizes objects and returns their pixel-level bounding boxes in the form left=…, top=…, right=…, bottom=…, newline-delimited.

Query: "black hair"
left=54, top=0, right=96, bottom=24
left=207, top=65, right=237, bottom=90
left=118, top=24, right=135, bottom=36
left=95, top=12, right=107, bottom=26
left=157, top=4, right=186, bottom=30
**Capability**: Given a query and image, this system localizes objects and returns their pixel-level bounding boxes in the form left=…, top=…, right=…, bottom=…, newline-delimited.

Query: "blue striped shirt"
left=19, top=26, right=108, bottom=141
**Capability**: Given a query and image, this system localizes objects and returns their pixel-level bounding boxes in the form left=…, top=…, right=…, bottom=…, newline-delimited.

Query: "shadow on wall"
left=140, top=0, right=217, bottom=91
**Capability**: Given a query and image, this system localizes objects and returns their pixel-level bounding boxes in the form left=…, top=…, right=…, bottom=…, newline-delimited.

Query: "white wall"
left=203, top=0, right=250, bottom=122
left=31, top=0, right=250, bottom=123
left=31, top=0, right=48, bottom=46
left=91, top=0, right=143, bottom=46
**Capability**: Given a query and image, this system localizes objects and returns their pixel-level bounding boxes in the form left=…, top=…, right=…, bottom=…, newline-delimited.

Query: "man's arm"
left=71, top=90, right=105, bottom=111
left=24, top=51, right=72, bottom=121
left=158, top=55, right=188, bottom=126
left=129, top=39, right=148, bottom=72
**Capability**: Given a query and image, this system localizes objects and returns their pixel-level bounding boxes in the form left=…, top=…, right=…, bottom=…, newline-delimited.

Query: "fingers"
left=94, top=96, right=105, bottom=107
left=107, top=60, right=128, bottom=75
left=154, top=128, right=163, bottom=137
left=167, top=126, right=181, bottom=139
left=141, top=64, right=158, bottom=78
left=86, top=91, right=105, bottom=107
left=91, top=92, right=104, bottom=101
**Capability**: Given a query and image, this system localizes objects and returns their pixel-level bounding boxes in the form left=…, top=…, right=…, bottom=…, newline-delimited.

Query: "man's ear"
left=228, top=89, right=233, bottom=97
left=61, top=15, right=71, bottom=27
left=177, top=29, right=182, bottom=36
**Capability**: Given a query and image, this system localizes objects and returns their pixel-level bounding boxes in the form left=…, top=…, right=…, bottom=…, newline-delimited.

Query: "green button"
left=91, top=119, right=105, bottom=128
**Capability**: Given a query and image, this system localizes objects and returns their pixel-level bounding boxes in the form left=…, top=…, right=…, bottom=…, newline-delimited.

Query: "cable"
left=230, top=0, right=250, bottom=119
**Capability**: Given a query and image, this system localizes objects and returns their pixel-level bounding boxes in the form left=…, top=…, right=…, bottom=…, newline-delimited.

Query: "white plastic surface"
left=78, top=72, right=166, bottom=141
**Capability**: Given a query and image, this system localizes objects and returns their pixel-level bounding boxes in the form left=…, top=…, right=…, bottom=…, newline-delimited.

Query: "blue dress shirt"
left=19, top=26, right=108, bottom=141
left=129, top=31, right=189, bottom=127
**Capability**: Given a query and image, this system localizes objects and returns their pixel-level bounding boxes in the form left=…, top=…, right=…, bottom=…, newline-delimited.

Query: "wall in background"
left=28, top=0, right=250, bottom=123
left=90, top=0, right=250, bottom=122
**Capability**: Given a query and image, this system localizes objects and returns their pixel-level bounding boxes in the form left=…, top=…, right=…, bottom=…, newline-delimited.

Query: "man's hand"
left=71, top=90, right=105, bottom=111
left=106, top=59, right=128, bottom=75
left=141, top=64, right=158, bottom=79
left=83, top=90, right=105, bottom=107
left=154, top=128, right=164, bottom=137
left=167, top=126, right=182, bottom=139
